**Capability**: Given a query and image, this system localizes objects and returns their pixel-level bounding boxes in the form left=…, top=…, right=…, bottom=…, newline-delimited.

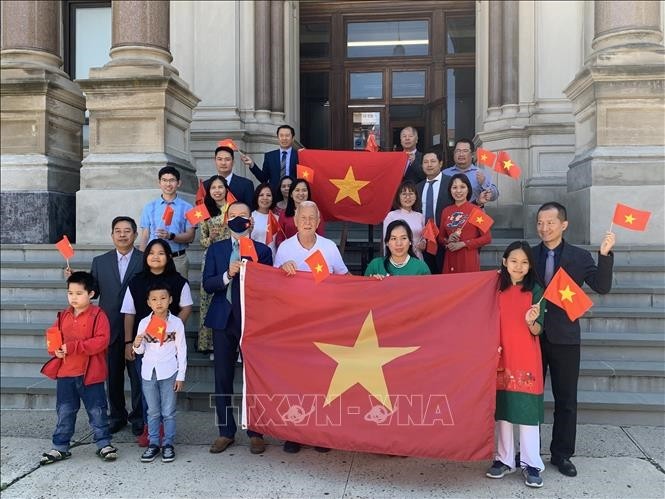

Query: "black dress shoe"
left=551, top=457, right=577, bottom=477
left=283, top=441, right=301, bottom=453
left=109, top=421, right=127, bottom=434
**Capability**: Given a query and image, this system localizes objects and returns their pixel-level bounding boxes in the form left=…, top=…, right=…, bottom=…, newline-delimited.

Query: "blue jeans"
left=53, top=376, right=111, bottom=452
left=142, top=370, right=177, bottom=447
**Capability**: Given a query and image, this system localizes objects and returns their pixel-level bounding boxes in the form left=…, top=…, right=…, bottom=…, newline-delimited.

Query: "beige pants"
left=173, top=253, right=189, bottom=280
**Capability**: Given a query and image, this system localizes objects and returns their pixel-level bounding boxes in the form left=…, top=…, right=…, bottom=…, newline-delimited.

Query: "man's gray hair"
left=295, top=200, right=320, bottom=218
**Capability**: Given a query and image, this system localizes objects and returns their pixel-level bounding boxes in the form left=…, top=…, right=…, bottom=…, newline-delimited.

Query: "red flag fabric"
left=217, top=138, right=239, bottom=151
left=297, top=163, right=315, bottom=183
left=365, top=132, right=379, bottom=152
left=422, top=219, right=439, bottom=256
left=239, top=237, right=259, bottom=262
left=476, top=148, right=497, bottom=168
left=55, top=236, right=75, bottom=260
left=145, top=315, right=167, bottom=345
left=265, top=210, right=281, bottom=245
left=46, top=326, right=63, bottom=354
left=240, top=264, right=500, bottom=460
left=612, top=203, right=651, bottom=232
left=226, top=191, right=237, bottom=204
left=162, top=205, right=174, bottom=226
left=185, top=204, right=211, bottom=225
left=467, top=207, right=494, bottom=234
left=304, top=249, right=330, bottom=283
left=297, top=149, right=405, bottom=224
left=543, top=268, right=593, bottom=322
left=195, top=179, right=206, bottom=205
left=494, top=151, right=521, bottom=179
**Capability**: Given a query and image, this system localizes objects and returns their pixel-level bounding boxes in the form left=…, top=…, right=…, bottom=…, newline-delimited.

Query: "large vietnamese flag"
left=240, top=263, right=500, bottom=460
left=297, top=149, right=406, bottom=224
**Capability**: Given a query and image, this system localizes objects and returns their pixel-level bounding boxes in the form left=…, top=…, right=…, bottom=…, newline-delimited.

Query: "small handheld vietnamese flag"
left=266, top=210, right=281, bottom=245
left=305, top=249, right=330, bottom=283
left=612, top=203, right=651, bottom=232
left=543, top=268, right=593, bottom=322
left=494, top=151, right=522, bottom=179
left=365, top=132, right=379, bottom=152
left=297, top=164, right=315, bottom=183
left=422, top=219, right=439, bottom=256
left=476, top=148, right=497, bottom=168
left=226, top=190, right=237, bottom=205
left=162, top=205, right=174, bottom=226
left=145, top=314, right=168, bottom=345
left=46, top=327, right=63, bottom=354
left=185, top=204, right=211, bottom=226
left=217, top=138, right=239, bottom=151
left=195, top=179, right=206, bottom=205
left=239, top=236, right=259, bottom=262
left=55, top=235, right=75, bottom=261
left=467, top=207, right=494, bottom=234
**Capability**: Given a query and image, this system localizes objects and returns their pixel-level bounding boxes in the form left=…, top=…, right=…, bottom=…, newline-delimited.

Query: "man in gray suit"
left=91, top=217, right=144, bottom=434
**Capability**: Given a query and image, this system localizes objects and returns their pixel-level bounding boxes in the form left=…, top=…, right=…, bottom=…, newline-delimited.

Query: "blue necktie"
left=227, top=240, right=240, bottom=302
left=544, top=250, right=555, bottom=285
left=425, top=179, right=437, bottom=222
left=280, top=151, right=287, bottom=177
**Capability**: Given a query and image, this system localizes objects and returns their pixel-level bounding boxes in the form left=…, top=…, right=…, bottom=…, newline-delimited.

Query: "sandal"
left=96, top=445, right=118, bottom=461
left=40, top=449, right=71, bottom=465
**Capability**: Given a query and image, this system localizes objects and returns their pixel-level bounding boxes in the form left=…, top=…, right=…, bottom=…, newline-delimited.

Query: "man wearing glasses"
left=138, top=166, right=195, bottom=278
left=443, top=138, right=499, bottom=207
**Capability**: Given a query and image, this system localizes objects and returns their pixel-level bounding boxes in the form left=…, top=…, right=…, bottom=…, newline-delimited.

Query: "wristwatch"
left=169, top=232, right=175, bottom=240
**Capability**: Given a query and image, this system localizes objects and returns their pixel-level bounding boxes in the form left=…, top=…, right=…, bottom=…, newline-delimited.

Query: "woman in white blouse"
left=250, top=183, right=277, bottom=258
left=383, top=180, right=426, bottom=260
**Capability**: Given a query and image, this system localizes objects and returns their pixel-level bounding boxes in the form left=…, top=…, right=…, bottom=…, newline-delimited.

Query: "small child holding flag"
left=133, top=282, right=187, bottom=463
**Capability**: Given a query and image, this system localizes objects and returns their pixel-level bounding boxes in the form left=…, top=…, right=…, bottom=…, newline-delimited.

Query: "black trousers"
left=423, top=246, right=445, bottom=275
left=540, top=335, right=580, bottom=460
left=106, top=336, right=143, bottom=430
left=213, top=313, right=261, bottom=439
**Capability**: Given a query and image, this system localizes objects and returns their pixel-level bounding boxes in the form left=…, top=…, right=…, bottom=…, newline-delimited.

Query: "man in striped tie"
left=242, top=125, right=299, bottom=194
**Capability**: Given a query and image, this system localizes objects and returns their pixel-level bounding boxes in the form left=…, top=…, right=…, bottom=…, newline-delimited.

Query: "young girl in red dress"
left=486, top=240, right=545, bottom=488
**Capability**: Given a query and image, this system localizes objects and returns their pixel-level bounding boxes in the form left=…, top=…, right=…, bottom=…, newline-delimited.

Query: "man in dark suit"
left=401, top=126, right=426, bottom=184
left=203, top=202, right=273, bottom=456
left=241, top=125, right=298, bottom=193
left=205, top=145, right=255, bottom=209
left=91, top=216, right=144, bottom=434
left=416, top=149, right=453, bottom=274
left=533, top=202, right=615, bottom=477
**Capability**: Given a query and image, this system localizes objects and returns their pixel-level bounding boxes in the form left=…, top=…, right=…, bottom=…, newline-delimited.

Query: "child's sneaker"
left=96, top=445, right=118, bottom=461
left=486, top=460, right=515, bottom=479
left=523, top=466, right=544, bottom=488
left=140, top=444, right=160, bottom=463
left=162, top=444, right=175, bottom=463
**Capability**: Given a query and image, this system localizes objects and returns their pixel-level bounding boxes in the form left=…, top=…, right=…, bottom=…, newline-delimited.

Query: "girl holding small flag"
left=486, top=240, right=545, bottom=488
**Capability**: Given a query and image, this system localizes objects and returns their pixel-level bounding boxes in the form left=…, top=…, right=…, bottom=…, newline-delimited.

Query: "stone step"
left=580, top=331, right=665, bottom=362
left=579, top=307, right=665, bottom=333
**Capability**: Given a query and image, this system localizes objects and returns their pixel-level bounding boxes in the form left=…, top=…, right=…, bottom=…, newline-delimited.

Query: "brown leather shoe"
left=209, top=436, right=234, bottom=454
left=249, top=436, right=266, bottom=455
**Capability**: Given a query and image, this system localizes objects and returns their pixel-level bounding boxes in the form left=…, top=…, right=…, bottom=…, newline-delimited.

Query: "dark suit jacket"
left=204, top=173, right=255, bottom=210
left=202, top=238, right=273, bottom=332
left=533, top=240, right=613, bottom=345
left=90, top=248, right=143, bottom=344
left=416, top=173, right=454, bottom=226
left=403, top=150, right=426, bottom=184
left=249, top=148, right=298, bottom=193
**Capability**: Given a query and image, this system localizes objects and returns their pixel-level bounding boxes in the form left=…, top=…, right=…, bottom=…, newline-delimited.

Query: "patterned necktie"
left=280, top=151, right=287, bottom=178
left=425, top=179, right=437, bottom=222
left=226, top=239, right=240, bottom=302
left=544, top=250, right=555, bottom=285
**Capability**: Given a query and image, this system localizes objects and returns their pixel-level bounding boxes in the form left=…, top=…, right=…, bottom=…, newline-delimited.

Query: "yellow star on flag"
left=302, top=171, right=310, bottom=179
left=480, top=154, right=487, bottom=162
left=315, top=263, right=323, bottom=273
left=475, top=216, right=484, bottom=224
left=624, top=214, right=635, bottom=224
left=314, top=311, right=420, bottom=411
left=329, top=166, right=370, bottom=205
left=503, top=160, right=513, bottom=170
left=195, top=210, right=203, bottom=219
left=157, top=326, right=164, bottom=334
left=558, top=285, right=576, bottom=303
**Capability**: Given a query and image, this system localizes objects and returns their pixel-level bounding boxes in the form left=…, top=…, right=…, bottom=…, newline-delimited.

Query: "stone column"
left=254, top=0, right=272, bottom=121
left=270, top=1, right=285, bottom=115
left=487, top=1, right=503, bottom=109
left=501, top=1, right=519, bottom=107
left=564, top=0, right=664, bottom=244
left=76, top=0, right=200, bottom=243
left=0, top=0, right=86, bottom=243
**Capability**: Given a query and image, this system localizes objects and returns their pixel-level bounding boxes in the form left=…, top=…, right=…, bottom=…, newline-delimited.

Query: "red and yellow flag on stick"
left=365, top=132, right=379, bottom=152
left=195, top=179, right=206, bottom=205
left=185, top=204, right=211, bottom=225
left=162, top=205, right=174, bottom=226
left=46, top=326, right=63, bottom=354
left=543, top=268, right=593, bottom=321
left=476, top=148, right=497, bottom=168
left=55, top=235, right=75, bottom=263
left=467, top=207, right=494, bottom=234
left=239, top=237, right=259, bottom=263
left=145, top=314, right=168, bottom=345
left=217, top=138, right=239, bottom=151
left=297, top=163, right=315, bottom=183
left=493, top=151, right=522, bottom=179
left=611, top=203, right=651, bottom=232
left=422, top=219, right=440, bottom=256
left=304, top=249, right=330, bottom=283
left=265, top=210, right=281, bottom=245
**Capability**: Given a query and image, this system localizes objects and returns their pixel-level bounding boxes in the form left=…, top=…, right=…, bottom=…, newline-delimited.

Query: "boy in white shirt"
left=132, top=283, right=187, bottom=463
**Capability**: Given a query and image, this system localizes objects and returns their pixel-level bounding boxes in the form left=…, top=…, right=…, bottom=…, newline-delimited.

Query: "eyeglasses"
left=160, top=178, right=178, bottom=184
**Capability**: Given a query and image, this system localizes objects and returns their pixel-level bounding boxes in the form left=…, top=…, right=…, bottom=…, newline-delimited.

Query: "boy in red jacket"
left=40, top=272, right=118, bottom=465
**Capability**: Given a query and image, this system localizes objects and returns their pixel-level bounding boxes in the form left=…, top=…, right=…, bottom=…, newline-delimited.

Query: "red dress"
left=495, top=284, right=544, bottom=425
left=437, top=201, right=491, bottom=273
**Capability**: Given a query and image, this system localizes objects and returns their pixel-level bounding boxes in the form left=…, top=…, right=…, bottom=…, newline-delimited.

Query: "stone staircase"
left=1, top=232, right=664, bottom=425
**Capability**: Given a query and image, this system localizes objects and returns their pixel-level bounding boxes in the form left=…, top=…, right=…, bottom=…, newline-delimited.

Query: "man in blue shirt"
left=139, top=166, right=195, bottom=279
left=241, top=125, right=299, bottom=194
left=443, top=138, right=498, bottom=206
